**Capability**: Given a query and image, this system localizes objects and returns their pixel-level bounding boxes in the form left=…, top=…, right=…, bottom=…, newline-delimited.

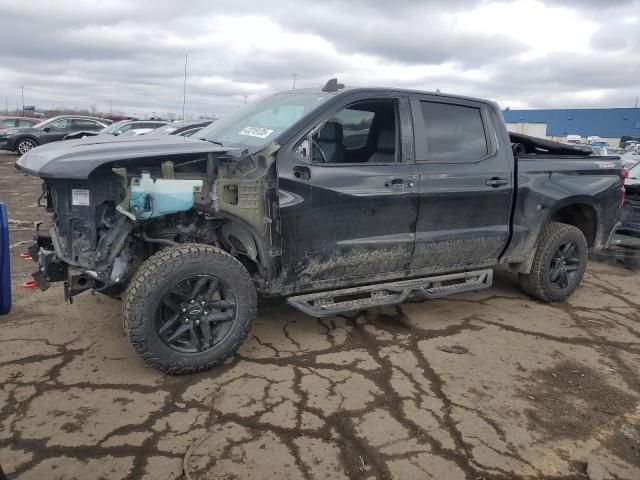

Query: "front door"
left=409, top=96, right=514, bottom=271
left=277, top=94, right=418, bottom=290
left=40, top=118, right=73, bottom=144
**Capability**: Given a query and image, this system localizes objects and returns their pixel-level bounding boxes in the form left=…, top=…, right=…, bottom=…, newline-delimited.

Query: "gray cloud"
left=0, top=0, right=639, bottom=117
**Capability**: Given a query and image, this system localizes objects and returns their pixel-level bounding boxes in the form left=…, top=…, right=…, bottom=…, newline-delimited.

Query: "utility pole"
left=292, top=73, right=298, bottom=89
left=21, top=86, right=24, bottom=115
left=110, top=100, right=113, bottom=115
left=4, top=96, right=7, bottom=114
left=182, top=52, right=188, bottom=121
left=636, top=96, right=639, bottom=108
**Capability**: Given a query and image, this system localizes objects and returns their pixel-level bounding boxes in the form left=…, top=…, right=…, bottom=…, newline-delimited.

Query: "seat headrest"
left=377, top=129, right=395, bottom=153
left=318, top=121, right=343, bottom=143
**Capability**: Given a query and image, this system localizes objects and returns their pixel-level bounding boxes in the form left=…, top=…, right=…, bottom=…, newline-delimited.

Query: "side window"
left=417, top=101, right=488, bottom=163
left=330, top=109, right=375, bottom=149
left=18, top=120, right=35, bottom=127
left=307, top=99, right=399, bottom=164
left=51, top=119, right=70, bottom=130
left=0, top=119, right=15, bottom=128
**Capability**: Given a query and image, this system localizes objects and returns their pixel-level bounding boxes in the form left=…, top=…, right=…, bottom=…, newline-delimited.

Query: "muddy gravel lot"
left=1, top=150, right=639, bottom=479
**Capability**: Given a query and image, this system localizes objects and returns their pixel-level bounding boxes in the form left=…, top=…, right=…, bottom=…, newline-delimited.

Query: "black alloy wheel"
left=549, top=241, right=581, bottom=290
left=156, top=275, right=237, bottom=353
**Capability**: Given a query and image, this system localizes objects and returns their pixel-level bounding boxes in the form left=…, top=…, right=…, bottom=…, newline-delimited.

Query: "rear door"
left=277, top=93, right=419, bottom=289
left=410, top=95, right=513, bottom=271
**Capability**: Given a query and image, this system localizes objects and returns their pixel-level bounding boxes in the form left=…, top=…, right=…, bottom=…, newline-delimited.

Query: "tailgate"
left=0, top=202, right=10, bottom=315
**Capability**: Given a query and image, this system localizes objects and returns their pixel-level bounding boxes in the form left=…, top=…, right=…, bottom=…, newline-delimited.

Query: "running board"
left=286, top=269, right=493, bottom=317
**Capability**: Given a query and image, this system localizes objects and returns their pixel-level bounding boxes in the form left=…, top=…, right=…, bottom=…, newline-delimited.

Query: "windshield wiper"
left=201, top=138, right=223, bottom=146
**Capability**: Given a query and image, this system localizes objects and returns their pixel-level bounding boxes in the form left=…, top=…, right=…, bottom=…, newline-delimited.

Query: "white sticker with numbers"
left=238, top=126, right=274, bottom=139
left=72, top=189, right=90, bottom=206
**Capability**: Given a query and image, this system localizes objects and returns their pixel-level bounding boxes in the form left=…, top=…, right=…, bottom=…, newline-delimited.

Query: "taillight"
left=621, top=167, right=629, bottom=206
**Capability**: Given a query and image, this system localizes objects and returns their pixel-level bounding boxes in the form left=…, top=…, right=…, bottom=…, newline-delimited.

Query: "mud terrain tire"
left=123, top=243, right=257, bottom=375
left=519, top=222, right=588, bottom=302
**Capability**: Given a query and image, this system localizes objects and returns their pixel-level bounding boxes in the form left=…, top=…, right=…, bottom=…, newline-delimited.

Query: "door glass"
left=72, top=119, right=101, bottom=131
left=17, top=120, right=36, bottom=127
left=0, top=119, right=15, bottom=128
left=312, top=100, right=398, bottom=164
left=417, top=101, right=488, bottom=163
left=51, top=119, right=70, bottom=130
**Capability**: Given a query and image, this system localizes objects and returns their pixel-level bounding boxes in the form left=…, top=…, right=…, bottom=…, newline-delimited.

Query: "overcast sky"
left=1, top=0, right=639, bottom=117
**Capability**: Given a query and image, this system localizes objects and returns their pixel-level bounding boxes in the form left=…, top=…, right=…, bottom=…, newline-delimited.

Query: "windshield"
left=146, top=125, right=179, bottom=136
left=197, top=92, right=333, bottom=148
left=101, top=120, right=131, bottom=134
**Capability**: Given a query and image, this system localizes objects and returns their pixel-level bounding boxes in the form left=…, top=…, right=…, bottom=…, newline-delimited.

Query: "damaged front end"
left=17, top=137, right=280, bottom=301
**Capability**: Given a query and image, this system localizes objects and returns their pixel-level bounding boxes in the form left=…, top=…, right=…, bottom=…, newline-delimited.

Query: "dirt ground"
left=1, top=150, right=639, bottom=480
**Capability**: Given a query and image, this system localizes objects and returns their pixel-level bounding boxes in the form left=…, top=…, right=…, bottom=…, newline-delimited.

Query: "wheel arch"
left=13, top=135, right=39, bottom=152
left=547, top=200, right=599, bottom=247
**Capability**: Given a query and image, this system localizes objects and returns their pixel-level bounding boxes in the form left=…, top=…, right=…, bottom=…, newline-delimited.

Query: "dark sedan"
left=0, top=115, right=111, bottom=155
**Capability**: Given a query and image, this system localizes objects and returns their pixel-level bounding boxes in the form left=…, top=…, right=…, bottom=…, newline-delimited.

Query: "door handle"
left=486, top=177, right=509, bottom=188
left=384, top=177, right=415, bottom=189
left=293, top=166, right=311, bottom=181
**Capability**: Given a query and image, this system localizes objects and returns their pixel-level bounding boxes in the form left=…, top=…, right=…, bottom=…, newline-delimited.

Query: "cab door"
left=277, top=94, right=418, bottom=290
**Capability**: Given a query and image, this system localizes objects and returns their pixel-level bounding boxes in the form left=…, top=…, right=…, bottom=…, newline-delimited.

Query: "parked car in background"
left=0, top=116, right=41, bottom=131
left=144, top=120, right=214, bottom=137
left=619, top=163, right=640, bottom=237
left=63, top=120, right=168, bottom=140
left=566, top=134, right=582, bottom=144
left=0, top=116, right=112, bottom=155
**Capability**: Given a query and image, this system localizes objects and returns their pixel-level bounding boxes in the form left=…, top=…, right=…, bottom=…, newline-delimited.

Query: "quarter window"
left=417, top=101, right=488, bottom=163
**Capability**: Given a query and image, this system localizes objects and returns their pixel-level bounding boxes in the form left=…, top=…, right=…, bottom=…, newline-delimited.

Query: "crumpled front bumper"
left=28, top=222, right=67, bottom=292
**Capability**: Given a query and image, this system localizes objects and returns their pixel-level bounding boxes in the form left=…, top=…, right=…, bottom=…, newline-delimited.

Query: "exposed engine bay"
left=28, top=147, right=279, bottom=300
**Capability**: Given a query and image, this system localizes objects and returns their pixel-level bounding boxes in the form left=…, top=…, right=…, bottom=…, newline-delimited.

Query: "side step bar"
left=286, top=269, right=493, bottom=317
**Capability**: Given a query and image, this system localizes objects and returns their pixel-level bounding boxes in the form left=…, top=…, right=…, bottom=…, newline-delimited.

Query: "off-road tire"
left=122, top=243, right=257, bottom=375
left=519, top=222, right=588, bottom=302
left=15, top=138, right=37, bottom=155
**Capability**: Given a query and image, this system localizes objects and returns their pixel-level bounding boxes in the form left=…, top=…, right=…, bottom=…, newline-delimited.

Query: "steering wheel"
left=312, top=138, right=328, bottom=163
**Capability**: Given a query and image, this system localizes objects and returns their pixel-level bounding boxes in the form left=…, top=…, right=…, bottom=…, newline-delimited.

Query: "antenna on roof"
left=322, top=78, right=344, bottom=93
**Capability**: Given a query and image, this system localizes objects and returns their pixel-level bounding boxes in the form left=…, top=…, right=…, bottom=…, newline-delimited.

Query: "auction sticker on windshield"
left=238, top=127, right=274, bottom=139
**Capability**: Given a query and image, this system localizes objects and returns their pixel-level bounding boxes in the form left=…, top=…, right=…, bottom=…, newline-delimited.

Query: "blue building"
left=502, top=108, right=640, bottom=146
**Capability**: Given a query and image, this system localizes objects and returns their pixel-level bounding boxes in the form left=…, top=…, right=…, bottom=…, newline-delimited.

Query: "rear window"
left=417, top=101, right=488, bottom=163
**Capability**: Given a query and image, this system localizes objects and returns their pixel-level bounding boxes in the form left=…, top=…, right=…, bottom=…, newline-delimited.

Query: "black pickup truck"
left=16, top=81, right=624, bottom=374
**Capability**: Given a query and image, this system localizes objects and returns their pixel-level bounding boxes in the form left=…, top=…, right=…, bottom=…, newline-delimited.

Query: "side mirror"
left=113, top=131, right=120, bottom=136
left=43, top=126, right=51, bottom=132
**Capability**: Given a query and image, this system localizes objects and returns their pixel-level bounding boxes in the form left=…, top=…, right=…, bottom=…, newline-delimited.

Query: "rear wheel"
left=15, top=138, right=37, bottom=155
left=123, top=243, right=257, bottom=375
left=519, top=222, right=588, bottom=302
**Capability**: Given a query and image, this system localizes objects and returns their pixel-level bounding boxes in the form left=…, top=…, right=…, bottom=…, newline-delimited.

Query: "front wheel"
left=123, top=244, right=257, bottom=375
left=15, top=138, right=37, bottom=155
left=519, top=222, right=588, bottom=302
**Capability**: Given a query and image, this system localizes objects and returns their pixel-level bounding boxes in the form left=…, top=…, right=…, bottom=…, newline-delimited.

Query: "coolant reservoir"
left=129, top=172, right=203, bottom=219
